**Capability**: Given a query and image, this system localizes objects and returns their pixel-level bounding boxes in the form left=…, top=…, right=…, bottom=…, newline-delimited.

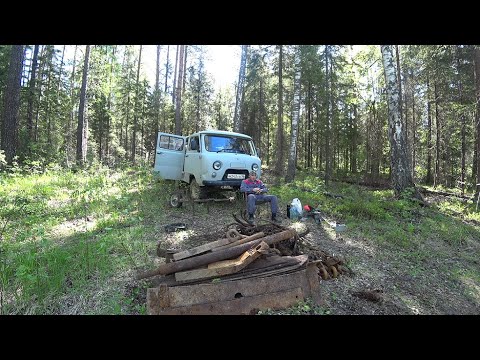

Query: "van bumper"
left=202, top=180, right=243, bottom=188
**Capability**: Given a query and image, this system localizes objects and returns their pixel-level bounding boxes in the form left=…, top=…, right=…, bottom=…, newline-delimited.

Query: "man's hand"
left=253, top=187, right=262, bottom=194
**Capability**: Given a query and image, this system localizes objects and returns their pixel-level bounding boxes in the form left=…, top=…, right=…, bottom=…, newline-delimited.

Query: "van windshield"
left=204, top=135, right=254, bottom=155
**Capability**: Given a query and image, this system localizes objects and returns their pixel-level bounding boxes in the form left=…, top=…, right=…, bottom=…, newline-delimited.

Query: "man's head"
left=248, top=170, right=257, bottom=181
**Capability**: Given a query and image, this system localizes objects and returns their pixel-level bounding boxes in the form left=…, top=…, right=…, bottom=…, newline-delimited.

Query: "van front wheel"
left=190, top=180, right=208, bottom=200
left=169, top=191, right=183, bottom=208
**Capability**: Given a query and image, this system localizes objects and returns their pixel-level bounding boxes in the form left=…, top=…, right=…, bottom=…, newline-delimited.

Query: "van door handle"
left=185, top=155, right=189, bottom=157
left=157, top=151, right=163, bottom=154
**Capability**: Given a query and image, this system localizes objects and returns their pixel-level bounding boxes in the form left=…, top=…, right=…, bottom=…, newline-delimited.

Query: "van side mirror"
left=256, top=148, right=261, bottom=158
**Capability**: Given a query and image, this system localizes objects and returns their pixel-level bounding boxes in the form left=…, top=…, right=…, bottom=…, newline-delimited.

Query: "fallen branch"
left=418, top=186, right=473, bottom=200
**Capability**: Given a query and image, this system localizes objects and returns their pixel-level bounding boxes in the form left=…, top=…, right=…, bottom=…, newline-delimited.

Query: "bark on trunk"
left=1, top=45, right=24, bottom=165
left=380, top=45, right=418, bottom=198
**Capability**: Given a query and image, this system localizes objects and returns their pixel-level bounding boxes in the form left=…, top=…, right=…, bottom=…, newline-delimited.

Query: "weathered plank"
left=148, top=287, right=305, bottom=315
left=174, top=242, right=268, bottom=282
left=147, top=264, right=321, bottom=315
left=172, top=237, right=240, bottom=261
left=136, top=229, right=296, bottom=280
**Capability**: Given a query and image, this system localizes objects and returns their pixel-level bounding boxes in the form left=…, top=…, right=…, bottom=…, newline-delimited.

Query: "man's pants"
left=247, top=194, right=278, bottom=215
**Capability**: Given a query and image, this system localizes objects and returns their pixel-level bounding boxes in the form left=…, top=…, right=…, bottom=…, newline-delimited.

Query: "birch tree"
left=380, top=45, right=421, bottom=199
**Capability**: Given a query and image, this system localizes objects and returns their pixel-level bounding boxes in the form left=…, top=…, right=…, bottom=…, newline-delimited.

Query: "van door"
left=154, top=132, right=185, bottom=180
left=184, top=135, right=201, bottom=184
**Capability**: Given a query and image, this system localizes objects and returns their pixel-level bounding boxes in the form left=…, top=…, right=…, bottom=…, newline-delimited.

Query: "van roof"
left=192, top=130, right=252, bottom=139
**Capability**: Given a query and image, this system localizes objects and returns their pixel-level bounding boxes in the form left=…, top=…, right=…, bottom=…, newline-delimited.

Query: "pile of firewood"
left=137, top=215, right=348, bottom=287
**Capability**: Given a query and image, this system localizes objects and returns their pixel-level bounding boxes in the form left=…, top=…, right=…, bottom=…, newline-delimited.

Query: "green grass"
left=0, top=165, right=175, bottom=314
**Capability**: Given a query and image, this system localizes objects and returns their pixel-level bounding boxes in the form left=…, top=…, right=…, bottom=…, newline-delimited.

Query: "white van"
left=154, top=130, right=261, bottom=206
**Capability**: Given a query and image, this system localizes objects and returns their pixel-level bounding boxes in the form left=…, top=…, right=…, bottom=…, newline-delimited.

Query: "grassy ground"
left=1, top=167, right=479, bottom=314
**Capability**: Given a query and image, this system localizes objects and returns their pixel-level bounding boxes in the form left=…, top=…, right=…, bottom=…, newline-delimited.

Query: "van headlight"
left=252, top=163, right=259, bottom=171
left=213, top=161, right=222, bottom=170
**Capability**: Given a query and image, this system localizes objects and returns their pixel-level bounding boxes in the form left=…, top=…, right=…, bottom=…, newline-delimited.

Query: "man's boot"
left=271, top=213, right=281, bottom=224
left=248, top=213, right=255, bottom=225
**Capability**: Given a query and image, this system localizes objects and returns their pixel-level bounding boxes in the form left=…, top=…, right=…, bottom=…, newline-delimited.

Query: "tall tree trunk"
left=426, top=75, right=433, bottom=184
left=274, top=45, right=284, bottom=175
left=380, top=45, right=418, bottom=198
left=434, top=81, right=441, bottom=188
left=66, top=45, right=78, bottom=167
left=456, top=48, right=466, bottom=195
left=1, top=45, right=24, bottom=165
left=175, top=45, right=185, bottom=135
left=172, top=45, right=179, bottom=104
left=154, top=45, right=161, bottom=158
left=182, top=45, right=188, bottom=97
left=26, top=45, right=39, bottom=144
left=411, top=72, right=416, bottom=180
left=351, top=104, right=358, bottom=173
left=285, top=47, right=301, bottom=183
left=307, top=81, right=312, bottom=168
left=395, top=45, right=405, bottom=144
left=34, top=45, right=47, bottom=142
left=76, top=45, right=90, bottom=167
left=131, top=45, right=142, bottom=163
left=324, top=46, right=332, bottom=186
left=164, top=45, right=170, bottom=93
left=233, top=45, right=248, bottom=133
left=105, top=45, right=116, bottom=163
left=474, top=46, right=480, bottom=200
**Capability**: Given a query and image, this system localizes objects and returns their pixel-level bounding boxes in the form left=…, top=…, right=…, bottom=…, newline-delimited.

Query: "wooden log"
left=136, top=229, right=297, bottom=280
left=174, top=241, right=269, bottom=282
left=211, top=232, right=266, bottom=252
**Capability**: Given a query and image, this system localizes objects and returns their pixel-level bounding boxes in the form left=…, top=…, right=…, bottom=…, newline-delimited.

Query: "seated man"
left=240, top=170, right=279, bottom=224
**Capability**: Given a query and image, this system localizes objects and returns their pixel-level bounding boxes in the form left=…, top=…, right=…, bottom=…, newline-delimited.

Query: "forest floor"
left=149, top=194, right=480, bottom=316
left=1, top=166, right=479, bottom=315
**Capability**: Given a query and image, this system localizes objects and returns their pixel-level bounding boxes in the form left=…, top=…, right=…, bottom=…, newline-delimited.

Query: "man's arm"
left=240, top=180, right=249, bottom=193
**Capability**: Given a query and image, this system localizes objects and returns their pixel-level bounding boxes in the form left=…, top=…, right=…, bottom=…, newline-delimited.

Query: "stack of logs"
left=137, top=215, right=350, bottom=286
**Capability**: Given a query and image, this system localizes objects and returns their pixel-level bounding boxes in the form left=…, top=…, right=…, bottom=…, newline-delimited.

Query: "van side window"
left=159, top=135, right=184, bottom=151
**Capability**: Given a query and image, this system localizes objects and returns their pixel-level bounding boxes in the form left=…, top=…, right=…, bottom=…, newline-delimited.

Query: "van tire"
left=169, top=191, right=183, bottom=208
left=190, top=180, right=208, bottom=200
